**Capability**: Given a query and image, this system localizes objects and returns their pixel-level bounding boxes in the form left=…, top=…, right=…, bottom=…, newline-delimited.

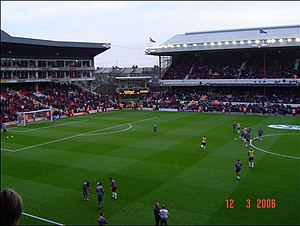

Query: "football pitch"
left=1, top=110, right=299, bottom=225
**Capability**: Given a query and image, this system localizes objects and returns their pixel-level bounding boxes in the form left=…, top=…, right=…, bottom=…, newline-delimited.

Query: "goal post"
left=16, top=109, right=53, bottom=126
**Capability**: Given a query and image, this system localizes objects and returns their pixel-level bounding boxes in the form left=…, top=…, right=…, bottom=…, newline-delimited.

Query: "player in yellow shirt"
left=201, top=136, right=207, bottom=150
left=248, top=148, right=255, bottom=168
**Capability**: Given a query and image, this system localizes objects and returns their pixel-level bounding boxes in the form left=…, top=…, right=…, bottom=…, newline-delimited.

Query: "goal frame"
left=16, top=109, right=53, bottom=126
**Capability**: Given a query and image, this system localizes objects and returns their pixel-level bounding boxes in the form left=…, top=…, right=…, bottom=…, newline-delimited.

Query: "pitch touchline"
left=9, top=120, right=88, bottom=133
left=22, top=212, right=64, bottom=226
left=3, top=117, right=158, bottom=152
left=250, top=133, right=300, bottom=160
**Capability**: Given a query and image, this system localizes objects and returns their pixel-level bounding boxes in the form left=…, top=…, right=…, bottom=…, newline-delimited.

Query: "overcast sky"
left=1, top=1, right=299, bottom=68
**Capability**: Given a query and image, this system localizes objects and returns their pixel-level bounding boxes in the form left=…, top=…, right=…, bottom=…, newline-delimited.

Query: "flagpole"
left=159, top=56, right=162, bottom=79
left=263, top=50, right=266, bottom=78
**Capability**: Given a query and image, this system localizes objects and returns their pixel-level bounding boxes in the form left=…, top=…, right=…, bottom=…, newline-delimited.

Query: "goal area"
left=16, top=109, right=53, bottom=126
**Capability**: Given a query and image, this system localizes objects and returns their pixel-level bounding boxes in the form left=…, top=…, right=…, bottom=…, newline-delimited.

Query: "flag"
left=149, top=37, right=156, bottom=43
left=259, top=29, right=267, bottom=34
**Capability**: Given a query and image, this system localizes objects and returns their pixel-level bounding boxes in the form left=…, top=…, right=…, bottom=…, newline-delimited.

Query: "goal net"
left=16, top=109, right=53, bottom=126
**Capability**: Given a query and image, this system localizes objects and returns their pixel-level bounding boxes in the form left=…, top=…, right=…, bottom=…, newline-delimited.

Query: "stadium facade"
left=93, top=66, right=160, bottom=98
left=1, top=30, right=111, bottom=92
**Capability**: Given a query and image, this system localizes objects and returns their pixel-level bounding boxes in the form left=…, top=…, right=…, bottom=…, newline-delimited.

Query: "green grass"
left=1, top=110, right=300, bottom=225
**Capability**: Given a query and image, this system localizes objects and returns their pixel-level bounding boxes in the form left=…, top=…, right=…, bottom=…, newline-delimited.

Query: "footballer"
left=201, top=136, right=207, bottom=150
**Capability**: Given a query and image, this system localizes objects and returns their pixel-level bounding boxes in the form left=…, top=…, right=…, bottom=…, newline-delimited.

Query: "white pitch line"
left=251, top=133, right=300, bottom=160
left=22, top=212, right=64, bottom=226
left=10, top=120, right=88, bottom=133
left=83, top=123, right=132, bottom=136
left=2, top=117, right=158, bottom=152
left=1, top=148, right=15, bottom=152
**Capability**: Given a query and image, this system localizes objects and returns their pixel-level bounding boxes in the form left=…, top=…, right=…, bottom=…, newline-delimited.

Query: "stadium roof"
left=1, top=30, right=111, bottom=59
left=146, top=25, right=300, bottom=55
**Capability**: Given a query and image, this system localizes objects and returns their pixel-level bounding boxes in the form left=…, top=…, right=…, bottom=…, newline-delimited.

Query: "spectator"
left=1, top=188, right=23, bottom=225
left=159, top=205, right=169, bottom=226
left=154, top=202, right=161, bottom=226
left=98, top=212, right=107, bottom=226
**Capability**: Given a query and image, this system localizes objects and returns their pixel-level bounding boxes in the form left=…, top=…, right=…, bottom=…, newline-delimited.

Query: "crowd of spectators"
left=162, top=57, right=193, bottom=80
left=162, top=51, right=299, bottom=80
left=1, top=84, right=299, bottom=124
left=1, top=83, right=117, bottom=123
left=120, top=87, right=299, bottom=116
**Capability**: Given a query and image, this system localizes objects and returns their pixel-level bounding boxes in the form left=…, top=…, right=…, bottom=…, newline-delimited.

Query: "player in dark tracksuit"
left=154, top=203, right=161, bottom=226
left=235, top=159, right=242, bottom=180
left=82, top=181, right=90, bottom=201
left=232, top=121, right=236, bottom=133
left=109, top=177, right=117, bottom=200
left=96, top=182, right=105, bottom=209
left=2, top=123, right=8, bottom=134
left=153, top=124, right=157, bottom=136
left=258, top=127, right=264, bottom=141
left=245, top=132, right=251, bottom=147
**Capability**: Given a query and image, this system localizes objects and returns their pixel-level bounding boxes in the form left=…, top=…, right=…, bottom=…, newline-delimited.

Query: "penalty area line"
left=83, top=123, right=132, bottom=136
left=22, top=212, right=64, bottom=226
left=4, top=116, right=158, bottom=152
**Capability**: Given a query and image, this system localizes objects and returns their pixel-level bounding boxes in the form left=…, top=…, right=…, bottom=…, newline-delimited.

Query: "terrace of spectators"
left=162, top=49, right=299, bottom=80
left=133, top=86, right=300, bottom=115
left=0, top=83, right=116, bottom=123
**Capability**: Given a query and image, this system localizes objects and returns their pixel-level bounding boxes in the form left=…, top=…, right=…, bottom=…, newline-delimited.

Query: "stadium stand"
left=1, top=30, right=112, bottom=125
left=142, top=25, right=300, bottom=115
left=1, top=25, right=300, bottom=124
left=161, top=50, right=299, bottom=80
left=146, top=25, right=300, bottom=82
